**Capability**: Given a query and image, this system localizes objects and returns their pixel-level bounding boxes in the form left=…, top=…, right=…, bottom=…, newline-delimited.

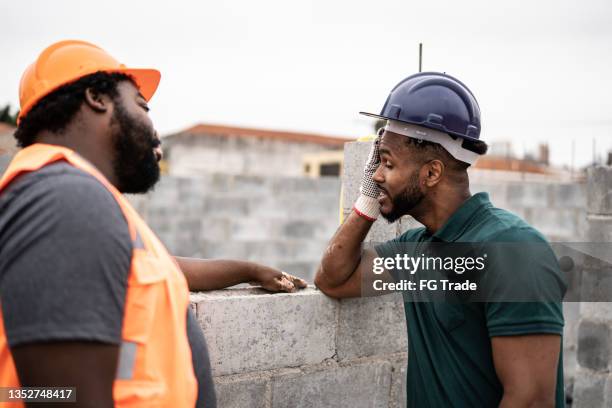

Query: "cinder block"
left=577, top=320, right=611, bottom=371
left=193, top=288, right=338, bottom=376
left=342, top=142, right=371, bottom=207
left=604, top=374, right=612, bottom=408
left=506, top=183, right=550, bottom=208
left=580, top=263, right=612, bottom=302
left=214, top=374, right=269, bottom=408
left=572, top=369, right=607, bottom=408
left=528, top=208, right=581, bottom=241
left=579, top=302, right=612, bottom=324
left=389, top=354, right=408, bottom=408
left=204, top=196, right=250, bottom=216
left=563, top=302, right=580, bottom=381
left=587, top=166, right=612, bottom=215
left=270, top=360, right=392, bottom=408
left=549, top=183, right=587, bottom=209
left=587, top=216, right=612, bottom=242
left=471, top=182, right=508, bottom=206
left=336, top=294, right=408, bottom=361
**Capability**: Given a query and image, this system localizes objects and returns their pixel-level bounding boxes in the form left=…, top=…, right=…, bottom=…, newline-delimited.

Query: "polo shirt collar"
left=431, top=192, right=492, bottom=242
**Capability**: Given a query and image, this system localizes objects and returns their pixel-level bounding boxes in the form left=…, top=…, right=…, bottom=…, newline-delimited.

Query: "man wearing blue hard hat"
left=315, top=73, right=566, bottom=407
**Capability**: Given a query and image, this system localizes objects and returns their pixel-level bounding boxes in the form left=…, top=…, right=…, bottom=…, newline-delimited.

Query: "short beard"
left=380, top=171, right=424, bottom=223
left=111, top=100, right=160, bottom=194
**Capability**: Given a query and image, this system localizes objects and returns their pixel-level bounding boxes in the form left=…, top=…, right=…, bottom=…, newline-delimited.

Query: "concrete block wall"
left=127, top=174, right=341, bottom=282
left=191, top=288, right=408, bottom=408
left=571, top=166, right=612, bottom=408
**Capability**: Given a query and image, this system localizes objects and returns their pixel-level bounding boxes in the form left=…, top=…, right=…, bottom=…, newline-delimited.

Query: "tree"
left=0, top=104, right=18, bottom=126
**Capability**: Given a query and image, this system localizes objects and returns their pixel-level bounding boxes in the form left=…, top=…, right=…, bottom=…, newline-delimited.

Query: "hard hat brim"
left=359, top=111, right=483, bottom=143
left=120, top=68, right=161, bottom=102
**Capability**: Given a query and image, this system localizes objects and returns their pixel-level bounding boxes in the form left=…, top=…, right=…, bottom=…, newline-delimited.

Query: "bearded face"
left=110, top=98, right=161, bottom=194
left=379, top=169, right=424, bottom=223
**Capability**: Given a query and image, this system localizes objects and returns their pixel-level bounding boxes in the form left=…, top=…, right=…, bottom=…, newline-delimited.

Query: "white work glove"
left=353, top=134, right=382, bottom=221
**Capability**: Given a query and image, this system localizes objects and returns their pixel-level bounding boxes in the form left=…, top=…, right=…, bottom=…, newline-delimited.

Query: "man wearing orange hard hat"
left=0, top=40, right=306, bottom=407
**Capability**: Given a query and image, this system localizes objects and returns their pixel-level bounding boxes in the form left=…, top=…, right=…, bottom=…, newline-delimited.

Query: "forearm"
left=175, top=257, right=257, bottom=291
left=315, top=210, right=373, bottom=289
left=499, top=391, right=554, bottom=408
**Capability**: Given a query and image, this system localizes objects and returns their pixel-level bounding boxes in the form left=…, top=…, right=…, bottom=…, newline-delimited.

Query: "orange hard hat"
left=18, top=40, right=161, bottom=124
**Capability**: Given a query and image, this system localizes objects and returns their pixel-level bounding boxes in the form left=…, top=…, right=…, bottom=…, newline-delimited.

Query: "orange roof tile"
left=170, top=123, right=350, bottom=148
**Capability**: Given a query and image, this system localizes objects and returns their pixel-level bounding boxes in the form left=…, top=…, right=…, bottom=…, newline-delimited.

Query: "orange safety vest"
left=0, top=143, right=198, bottom=407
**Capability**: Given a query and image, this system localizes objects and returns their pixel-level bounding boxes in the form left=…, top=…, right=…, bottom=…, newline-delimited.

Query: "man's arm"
left=175, top=257, right=307, bottom=292
left=492, top=334, right=561, bottom=408
left=314, top=211, right=378, bottom=298
left=11, top=342, right=118, bottom=408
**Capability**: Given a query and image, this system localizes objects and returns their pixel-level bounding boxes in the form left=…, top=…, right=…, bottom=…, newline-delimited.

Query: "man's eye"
left=141, top=104, right=150, bottom=112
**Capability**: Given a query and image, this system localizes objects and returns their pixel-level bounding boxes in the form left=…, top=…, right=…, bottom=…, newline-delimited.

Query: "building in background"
left=0, top=123, right=17, bottom=175
left=162, top=123, right=348, bottom=178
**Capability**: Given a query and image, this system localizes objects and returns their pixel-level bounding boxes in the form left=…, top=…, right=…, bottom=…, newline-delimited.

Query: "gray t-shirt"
left=0, top=161, right=216, bottom=408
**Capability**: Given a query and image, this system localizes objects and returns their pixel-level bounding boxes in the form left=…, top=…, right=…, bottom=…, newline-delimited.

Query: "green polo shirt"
left=376, top=192, right=565, bottom=408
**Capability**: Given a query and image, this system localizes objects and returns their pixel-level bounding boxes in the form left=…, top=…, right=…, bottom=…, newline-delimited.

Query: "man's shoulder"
left=1, top=161, right=119, bottom=211
left=471, top=203, right=548, bottom=243
left=3, top=161, right=105, bottom=197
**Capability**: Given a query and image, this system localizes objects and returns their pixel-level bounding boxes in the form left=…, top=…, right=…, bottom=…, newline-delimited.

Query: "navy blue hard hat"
left=360, top=72, right=482, bottom=142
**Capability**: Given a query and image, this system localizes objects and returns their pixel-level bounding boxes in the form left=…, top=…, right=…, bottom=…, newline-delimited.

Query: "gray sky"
left=1, top=0, right=611, bottom=167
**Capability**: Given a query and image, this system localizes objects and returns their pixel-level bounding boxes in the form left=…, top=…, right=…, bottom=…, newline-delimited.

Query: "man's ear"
left=423, top=160, right=444, bottom=188
left=84, top=88, right=110, bottom=113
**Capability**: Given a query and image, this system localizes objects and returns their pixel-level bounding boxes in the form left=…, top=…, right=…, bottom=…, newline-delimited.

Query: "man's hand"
left=248, top=264, right=307, bottom=293
left=353, top=133, right=382, bottom=221
left=175, top=257, right=307, bottom=292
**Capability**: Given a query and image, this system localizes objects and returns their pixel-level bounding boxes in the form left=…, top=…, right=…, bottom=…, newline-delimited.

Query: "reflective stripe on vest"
left=0, top=144, right=198, bottom=407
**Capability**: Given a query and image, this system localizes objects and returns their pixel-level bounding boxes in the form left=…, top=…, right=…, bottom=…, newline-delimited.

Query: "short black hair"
left=404, top=135, right=488, bottom=171
left=14, top=71, right=133, bottom=148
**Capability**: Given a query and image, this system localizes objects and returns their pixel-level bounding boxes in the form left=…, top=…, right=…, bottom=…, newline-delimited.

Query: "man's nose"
left=372, top=164, right=384, bottom=183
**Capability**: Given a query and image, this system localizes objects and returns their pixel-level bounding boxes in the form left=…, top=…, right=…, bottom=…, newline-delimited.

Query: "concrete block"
left=214, top=373, right=269, bottom=408
left=604, top=374, right=612, bottom=408
left=389, top=354, right=408, bottom=408
left=270, top=360, right=392, bottom=408
left=200, top=217, right=232, bottom=241
left=549, top=183, right=587, bottom=209
left=192, top=288, right=337, bottom=376
left=579, top=302, right=612, bottom=324
left=204, top=196, right=250, bottom=216
left=506, top=183, right=550, bottom=208
left=572, top=369, right=607, bottom=408
left=580, top=262, right=612, bottom=302
left=336, top=294, right=408, bottom=360
left=272, top=177, right=341, bottom=195
left=577, top=320, right=611, bottom=371
left=587, top=215, right=612, bottom=242
left=587, top=166, right=612, bottom=215
left=528, top=208, right=581, bottom=241
left=471, top=182, right=509, bottom=206
left=563, top=302, right=580, bottom=382
left=342, top=142, right=371, bottom=208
